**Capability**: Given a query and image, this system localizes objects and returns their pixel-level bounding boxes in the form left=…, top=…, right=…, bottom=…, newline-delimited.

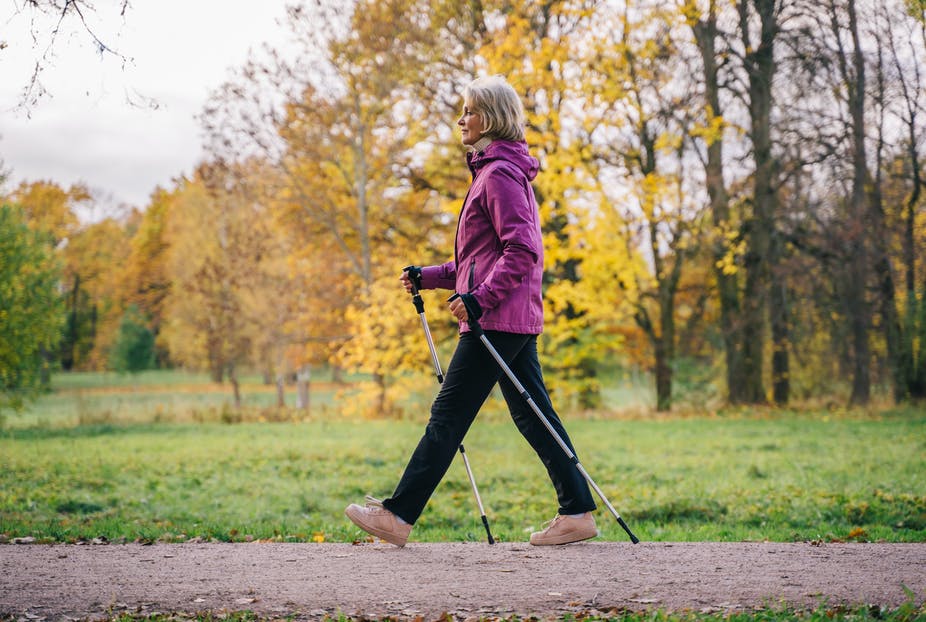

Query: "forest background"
left=3, top=0, right=926, bottom=419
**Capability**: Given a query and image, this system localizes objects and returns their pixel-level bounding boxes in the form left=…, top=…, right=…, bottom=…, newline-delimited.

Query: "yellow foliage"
left=7, top=180, right=85, bottom=244
left=655, top=132, right=684, bottom=153
left=690, top=107, right=726, bottom=146
left=714, top=228, right=746, bottom=276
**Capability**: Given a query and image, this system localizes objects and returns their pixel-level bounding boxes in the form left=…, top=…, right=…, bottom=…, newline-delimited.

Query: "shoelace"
left=364, top=495, right=387, bottom=511
left=539, top=515, right=567, bottom=530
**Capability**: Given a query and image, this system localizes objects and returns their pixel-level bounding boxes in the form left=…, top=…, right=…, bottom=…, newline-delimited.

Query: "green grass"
left=30, top=598, right=926, bottom=622
left=1, top=369, right=924, bottom=544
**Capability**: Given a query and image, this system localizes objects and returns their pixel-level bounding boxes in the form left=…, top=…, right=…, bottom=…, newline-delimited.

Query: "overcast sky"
left=1, top=1, right=294, bottom=215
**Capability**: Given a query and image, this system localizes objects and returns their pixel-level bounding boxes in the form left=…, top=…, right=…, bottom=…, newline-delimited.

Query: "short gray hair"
left=464, top=75, right=526, bottom=142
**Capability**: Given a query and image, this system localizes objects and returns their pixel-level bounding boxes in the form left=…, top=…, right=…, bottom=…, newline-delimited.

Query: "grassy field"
left=1, top=371, right=924, bottom=546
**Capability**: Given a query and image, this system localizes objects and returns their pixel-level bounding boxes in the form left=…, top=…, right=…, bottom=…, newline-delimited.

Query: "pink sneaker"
left=345, top=496, right=412, bottom=547
left=529, top=512, right=598, bottom=546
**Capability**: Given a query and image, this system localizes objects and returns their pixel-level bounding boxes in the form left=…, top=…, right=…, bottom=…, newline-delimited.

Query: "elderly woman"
left=345, top=75, right=597, bottom=546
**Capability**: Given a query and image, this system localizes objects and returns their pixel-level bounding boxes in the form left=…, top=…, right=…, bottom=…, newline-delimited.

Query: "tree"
left=682, top=0, right=798, bottom=404
left=575, top=1, right=709, bottom=411
left=109, top=305, right=155, bottom=374
left=6, top=179, right=83, bottom=245
left=0, top=204, right=63, bottom=413
left=160, top=164, right=260, bottom=407
left=879, top=0, right=926, bottom=399
left=792, top=0, right=896, bottom=405
left=120, top=190, right=174, bottom=367
left=60, top=216, right=133, bottom=370
left=683, top=0, right=746, bottom=404
left=6, top=180, right=96, bottom=370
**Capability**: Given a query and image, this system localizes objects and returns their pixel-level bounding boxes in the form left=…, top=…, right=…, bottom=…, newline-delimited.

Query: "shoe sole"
left=345, top=506, right=408, bottom=547
left=530, top=528, right=599, bottom=546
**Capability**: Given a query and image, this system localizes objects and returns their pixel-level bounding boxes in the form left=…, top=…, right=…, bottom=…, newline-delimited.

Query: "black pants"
left=382, top=331, right=596, bottom=524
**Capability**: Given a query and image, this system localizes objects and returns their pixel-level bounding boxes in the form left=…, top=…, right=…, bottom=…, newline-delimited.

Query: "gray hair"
left=464, top=75, right=526, bottom=142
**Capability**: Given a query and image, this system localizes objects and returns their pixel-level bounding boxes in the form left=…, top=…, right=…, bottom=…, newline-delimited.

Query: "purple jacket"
left=420, top=140, right=544, bottom=334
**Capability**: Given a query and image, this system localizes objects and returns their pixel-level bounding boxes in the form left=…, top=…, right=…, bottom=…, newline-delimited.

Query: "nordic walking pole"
left=404, top=268, right=495, bottom=545
left=450, top=294, right=640, bottom=544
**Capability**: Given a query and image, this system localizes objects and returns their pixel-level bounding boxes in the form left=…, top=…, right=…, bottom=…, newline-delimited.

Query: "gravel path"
left=2, top=542, right=924, bottom=620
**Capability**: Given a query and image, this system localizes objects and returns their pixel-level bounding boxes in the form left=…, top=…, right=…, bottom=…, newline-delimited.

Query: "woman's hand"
left=448, top=296, right=469, bottom=322
left=400, top=265, right=422, bottom=293
left=400, top=270, right=414, bottom=293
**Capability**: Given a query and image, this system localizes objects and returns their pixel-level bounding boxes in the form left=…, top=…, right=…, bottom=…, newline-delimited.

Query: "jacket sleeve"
left=420, top=260, right=457, bottom=290
left=472, top=165, right=541, bottom=311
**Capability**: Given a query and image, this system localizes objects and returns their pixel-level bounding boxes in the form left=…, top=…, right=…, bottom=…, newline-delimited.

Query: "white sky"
left=0, top=1, right=294, bottom=215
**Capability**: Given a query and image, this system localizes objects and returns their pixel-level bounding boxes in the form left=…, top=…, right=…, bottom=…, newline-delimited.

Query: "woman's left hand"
left=448, top=296, right=469, bottom=322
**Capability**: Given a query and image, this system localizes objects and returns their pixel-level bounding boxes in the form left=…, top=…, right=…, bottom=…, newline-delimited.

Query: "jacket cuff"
left=460, top=293, right=483, bottom=321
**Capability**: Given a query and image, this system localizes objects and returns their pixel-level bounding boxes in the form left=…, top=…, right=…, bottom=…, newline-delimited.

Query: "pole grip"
left=405, top=266, right=425, bottom=313
left=404, top=265, right=423, bottom=292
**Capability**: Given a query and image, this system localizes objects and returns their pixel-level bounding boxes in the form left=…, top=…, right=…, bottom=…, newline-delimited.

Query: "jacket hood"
left=467, top=140, right=540, bottom=182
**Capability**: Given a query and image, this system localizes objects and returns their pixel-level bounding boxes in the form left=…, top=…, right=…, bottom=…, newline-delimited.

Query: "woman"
left=345, top=75, right=597, bottom=547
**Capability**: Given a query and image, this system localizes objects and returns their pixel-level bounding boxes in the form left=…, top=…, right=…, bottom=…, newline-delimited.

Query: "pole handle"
left=404, top=265, right=423, bottom=293
left=404, top=266, right=425, bottom=313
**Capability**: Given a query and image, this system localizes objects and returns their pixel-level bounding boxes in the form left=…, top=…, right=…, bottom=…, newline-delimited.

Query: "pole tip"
left=482, top=516, right=495, bottom=545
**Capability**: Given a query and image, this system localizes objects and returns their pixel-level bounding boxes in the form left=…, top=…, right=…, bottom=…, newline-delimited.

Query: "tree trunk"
left=62, top=273, right=81, bottom=371
left=229, top=364, right=242, bottom=409
left=40, top=346, right=53, bottom=389
left=275, top=373, right=286, bottom=408
left=374, top=372, right=386, bottom=416
left=844, top=0, right=872, bottom=405
left=846, top=268, right=871, bottom=405
left=869, top=47, right=902, bottom=403
left=655, top=285, right=676, bottom=412
left=915, top=295, right=926, bottom=398
left=692, top=6, right=745, bottom=404
left=654, top=339, right=672, bottom=412
left=739, top=0, right=779, bottom=404
left=296, top=366, right=311, bottom=411
left=897, top=39, right=924, bottom=398
left=770, top=258, right=790, bottom=405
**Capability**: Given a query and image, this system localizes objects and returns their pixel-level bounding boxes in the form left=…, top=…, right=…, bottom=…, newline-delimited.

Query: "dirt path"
left=2, top=542, right=924, bottom=620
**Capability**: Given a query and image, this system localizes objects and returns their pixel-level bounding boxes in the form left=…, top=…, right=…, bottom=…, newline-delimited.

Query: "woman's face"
left=457, top=102, right=485, bottom=146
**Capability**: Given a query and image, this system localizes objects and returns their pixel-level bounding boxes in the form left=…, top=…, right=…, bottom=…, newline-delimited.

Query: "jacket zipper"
left=468, top=260, right=476, bottom=292
left=453, top=186, right=473, bottom=280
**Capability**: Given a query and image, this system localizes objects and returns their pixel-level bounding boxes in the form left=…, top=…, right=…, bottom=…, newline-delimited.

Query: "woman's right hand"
left=401, top=265, right=422, bottom=293
left=400, top=270, right=414, bottom=293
